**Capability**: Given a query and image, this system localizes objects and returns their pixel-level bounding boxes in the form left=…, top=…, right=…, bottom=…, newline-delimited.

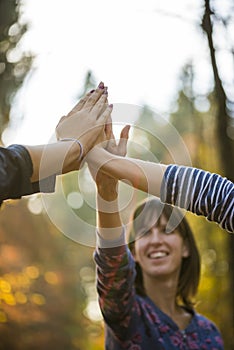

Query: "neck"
left=143, top=274, right=193, bottom=330
left=143, top=274, right=179, bottom=317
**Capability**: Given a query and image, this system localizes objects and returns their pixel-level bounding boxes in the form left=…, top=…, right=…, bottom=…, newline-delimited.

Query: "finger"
left=91, top=95, right=108, bottom=118
left=105, top=115, right=113, bottom=140
left=120, top=125, right=131, bottom=139
left=117, top=125, right=130, bottom=156
left=83, top=82, right=107, bottom=110
left=93, top=87, right=108, bottom=113
left=55, top=115, right=66, bottom=136
left=67, top=90, right=94, bottom=116
left=109, top=131, right=117, bottom=148
left=57, top=115, right=66, bottom=125
left=105, top=129, right=116, bottom=151
left=96, top=104, right=113, bottom=126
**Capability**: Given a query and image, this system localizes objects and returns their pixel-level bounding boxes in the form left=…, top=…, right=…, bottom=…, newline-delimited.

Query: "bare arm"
left=88, top=148, right=234, bottom=233
left=88, top=125, right=130, bottom=241
left=87, top=146, right=167, bottom=198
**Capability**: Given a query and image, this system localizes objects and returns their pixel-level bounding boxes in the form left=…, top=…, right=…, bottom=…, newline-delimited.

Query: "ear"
left=182, top=240, right=190, bottom=258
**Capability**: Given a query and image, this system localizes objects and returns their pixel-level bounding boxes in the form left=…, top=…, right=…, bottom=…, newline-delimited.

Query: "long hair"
left=128, top=197, right=201, bottom=310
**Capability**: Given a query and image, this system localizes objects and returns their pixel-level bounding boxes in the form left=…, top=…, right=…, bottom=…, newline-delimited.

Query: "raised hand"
left=56, top=82, right=112, bottom=159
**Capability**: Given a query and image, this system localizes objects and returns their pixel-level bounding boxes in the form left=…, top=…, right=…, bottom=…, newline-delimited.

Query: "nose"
left=149, top=227, right=163, bottom=243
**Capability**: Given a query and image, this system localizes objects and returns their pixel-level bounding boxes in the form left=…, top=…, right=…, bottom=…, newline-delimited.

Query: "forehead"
left=157, top=215, right=167, bottom=226
left=134, top=213, right=168, bottom=236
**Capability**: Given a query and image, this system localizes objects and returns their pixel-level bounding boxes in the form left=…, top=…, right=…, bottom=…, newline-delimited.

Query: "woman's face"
left=133, top=215, right=189, bottom=280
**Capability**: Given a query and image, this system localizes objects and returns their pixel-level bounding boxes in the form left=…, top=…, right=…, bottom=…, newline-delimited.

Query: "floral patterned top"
left=94, top=234, right=224, bottom=350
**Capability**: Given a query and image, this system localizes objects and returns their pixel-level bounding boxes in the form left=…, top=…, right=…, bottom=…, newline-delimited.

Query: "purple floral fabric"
left=94, top=244, right=224, bottom=350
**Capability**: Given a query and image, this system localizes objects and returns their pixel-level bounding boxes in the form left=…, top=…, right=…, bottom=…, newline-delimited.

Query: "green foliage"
left=0, top=0, right=33, bottom=139
left=77, top=70, right=96, bottom=100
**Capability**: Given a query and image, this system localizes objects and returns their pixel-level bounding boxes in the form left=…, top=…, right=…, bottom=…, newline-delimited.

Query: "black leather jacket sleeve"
left=0, top=144, right=55, bottom=206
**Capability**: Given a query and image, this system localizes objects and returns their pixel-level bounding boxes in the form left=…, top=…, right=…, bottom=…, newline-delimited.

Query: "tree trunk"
left=202, top=1, right=234, bottom=348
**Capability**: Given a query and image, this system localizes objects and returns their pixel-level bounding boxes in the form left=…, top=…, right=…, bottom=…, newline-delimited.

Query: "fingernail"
left=98, top=81, right=104, bottom=89
left=89, top=89, right=95, bottom=93
left=109, top=104, right=113, bottom=108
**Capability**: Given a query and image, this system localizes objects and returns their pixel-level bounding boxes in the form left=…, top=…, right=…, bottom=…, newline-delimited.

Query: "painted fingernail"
left=109, top=104, right=113, bottom=108
left=104, top=87, right=108, bottom=94
left=89, top=89, right=95, bottom=93
left=98, top=81, right=105, bottom=89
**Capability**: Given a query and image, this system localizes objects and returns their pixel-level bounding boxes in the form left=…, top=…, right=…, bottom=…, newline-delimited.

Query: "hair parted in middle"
left=127, top=197, right=201, bottom=310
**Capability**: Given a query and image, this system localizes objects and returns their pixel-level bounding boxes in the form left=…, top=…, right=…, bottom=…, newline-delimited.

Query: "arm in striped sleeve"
left=160, top=165, right=234, bottom=233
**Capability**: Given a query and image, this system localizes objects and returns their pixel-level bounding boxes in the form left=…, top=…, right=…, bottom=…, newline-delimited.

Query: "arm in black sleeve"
left=0, top=145, right=55, bottom=206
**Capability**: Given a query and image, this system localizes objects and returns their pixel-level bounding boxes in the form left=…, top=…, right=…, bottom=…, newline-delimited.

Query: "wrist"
left=97, top=191, right=119, bottom=214
left=97, top=182, right=118, bottom=201
left=59, top=138, right=83, bottom=162
left=57, top=140, right=83, bottom=173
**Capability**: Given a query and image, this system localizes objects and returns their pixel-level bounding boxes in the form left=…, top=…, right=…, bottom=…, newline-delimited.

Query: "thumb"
left=120, top=125, right=130, bottom=139
left=118, top=125, right=130, bottom=156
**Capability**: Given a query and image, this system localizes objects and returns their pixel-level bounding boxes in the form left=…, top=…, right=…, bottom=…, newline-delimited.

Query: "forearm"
left=88, top=147, right=167, bottom=197
left=25, top=140, right=81, bottom=182
left=96, top=182, right=123, bottom=242
left=95, top=237, right=139, bottom=338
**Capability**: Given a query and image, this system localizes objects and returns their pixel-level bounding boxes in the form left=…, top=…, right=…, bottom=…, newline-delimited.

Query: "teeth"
left=149, top=252, right=167, bottom=259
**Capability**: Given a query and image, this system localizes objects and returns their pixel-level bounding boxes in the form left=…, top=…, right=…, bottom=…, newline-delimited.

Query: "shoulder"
left=195, top=313, right=224, bottom=348
left=195, top=313, right=221, bottom=334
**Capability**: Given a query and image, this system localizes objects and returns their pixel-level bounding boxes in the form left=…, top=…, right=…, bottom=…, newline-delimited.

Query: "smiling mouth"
left=148, top=252, right=168, bottom=259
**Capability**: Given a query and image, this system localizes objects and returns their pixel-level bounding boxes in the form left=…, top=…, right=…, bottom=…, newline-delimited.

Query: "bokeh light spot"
left=0, top=311, right=7, bottom=323
left=15, top=291, right=27, bottom=304
left=0, top=279, right=11, bottom=293
left=44, top=271, right=59, bottom=285
left=27, top=195, right=43, bottom=215
left=67, top=191, right=84, bottom=209
left=25, top=266, right=40, bottom=279
left=30, top=293, right=46, bottom=306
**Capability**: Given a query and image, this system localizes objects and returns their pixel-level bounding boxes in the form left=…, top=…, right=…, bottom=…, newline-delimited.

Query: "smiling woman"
left=94, top=198, right=224, bottom=350
left=128, top=198, right=200, bottom=308
left=91, top=128, right=224, bottom=349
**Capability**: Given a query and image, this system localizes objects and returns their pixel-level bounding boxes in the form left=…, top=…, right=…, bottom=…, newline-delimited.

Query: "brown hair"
left=128, top=197, right=201, bottom=310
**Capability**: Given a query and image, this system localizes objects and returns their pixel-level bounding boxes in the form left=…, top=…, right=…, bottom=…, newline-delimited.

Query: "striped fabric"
left=161, top=165, right=234, bottom=233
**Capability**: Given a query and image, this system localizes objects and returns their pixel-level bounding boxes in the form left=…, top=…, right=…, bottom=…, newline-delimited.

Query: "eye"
left=143, top=229, right=152, bottom=236
left=160, top=226, right=175, bottom=235
left=136, top=229, right=151, bottom=239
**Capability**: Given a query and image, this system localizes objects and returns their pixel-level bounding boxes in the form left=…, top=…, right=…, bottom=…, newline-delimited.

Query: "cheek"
left=133, top=241, right=144, bottom=262
left=134, top=236, right=151, bottom=260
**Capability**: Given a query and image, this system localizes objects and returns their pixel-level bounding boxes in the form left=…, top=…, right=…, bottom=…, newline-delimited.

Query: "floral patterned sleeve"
left=94, top=230, right=139, bottom=342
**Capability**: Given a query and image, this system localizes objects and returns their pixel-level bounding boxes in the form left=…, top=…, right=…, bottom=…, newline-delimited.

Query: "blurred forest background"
left=0, top=0, right=233, bottom=349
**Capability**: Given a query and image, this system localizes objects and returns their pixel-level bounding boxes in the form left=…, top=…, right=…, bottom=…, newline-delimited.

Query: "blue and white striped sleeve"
left=160, top=164, right=234, bottom=233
